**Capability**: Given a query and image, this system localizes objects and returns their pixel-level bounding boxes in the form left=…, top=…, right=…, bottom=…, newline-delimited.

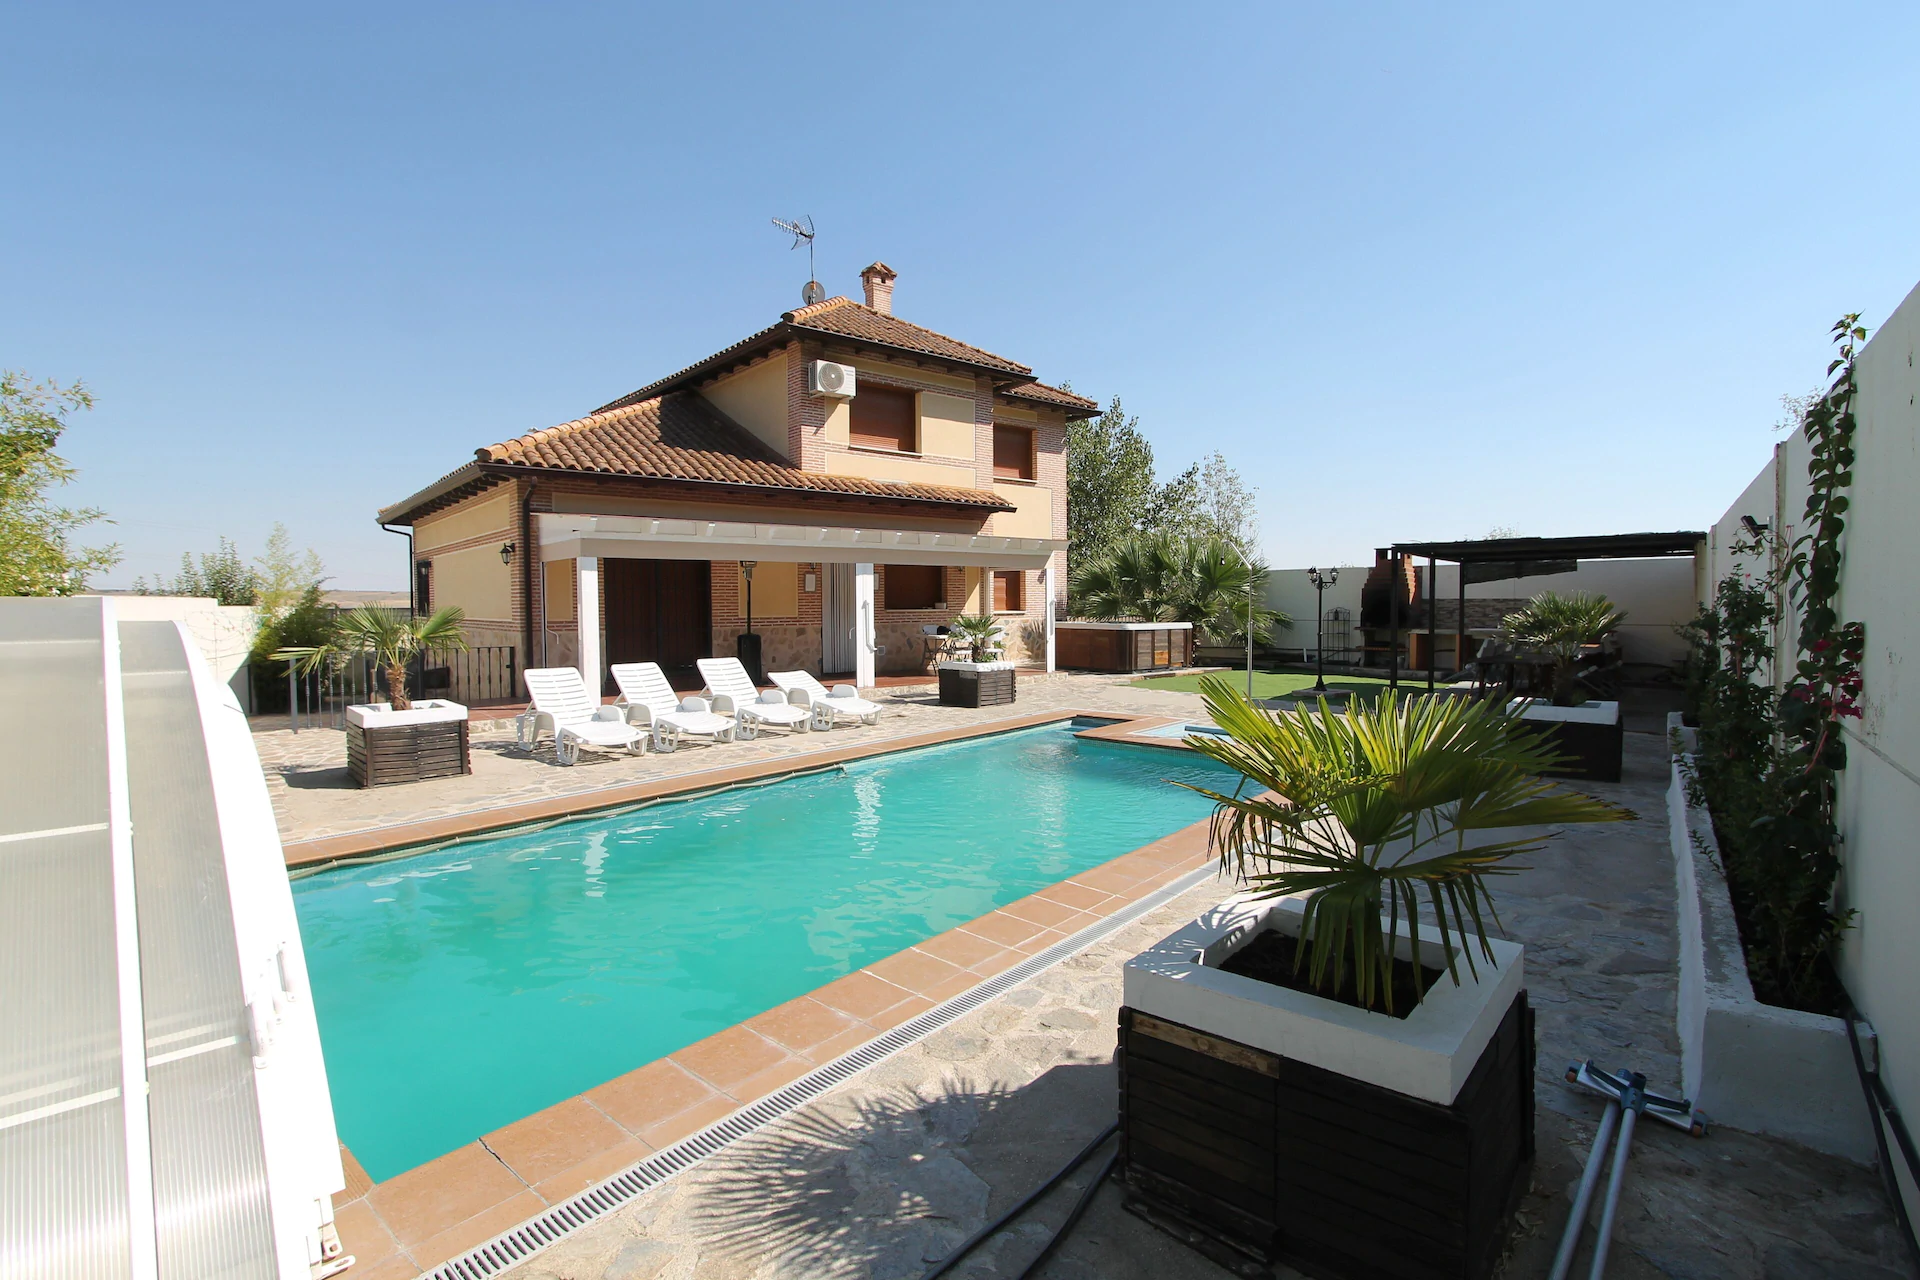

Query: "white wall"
left=1261, top=557, right=1698, bottom=665
left=1260, top=566, right=1365, bottom=654
left=1703, top=276, right=1920, bottom=1216
left=97, top=595, right=259, bottom=709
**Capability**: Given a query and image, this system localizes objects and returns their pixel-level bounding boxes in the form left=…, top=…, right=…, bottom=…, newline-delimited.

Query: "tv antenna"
left=771, top=215, right=824, bottom=304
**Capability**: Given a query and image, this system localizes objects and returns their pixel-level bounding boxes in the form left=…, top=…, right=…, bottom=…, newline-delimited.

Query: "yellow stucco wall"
left=702, top=353, right=790, bottom=459
left=989, top=482, right=1053, bottom=538
left=917, top=392, right=975, bottom=460
left=414, top=491, right=514, bottom=552
left=544, top=558, right=576, bottom=622
left=824, top=448, right=977, bottom=492
left=740, top=561, right=799, bottom=618
left=433, top=543, right=513, bottom=621
left=823, top=399, right=850, bottom=445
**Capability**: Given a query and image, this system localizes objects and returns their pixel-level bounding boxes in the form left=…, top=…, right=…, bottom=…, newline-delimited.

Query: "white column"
left=1042, top=564, right=1056, bottom=673
left=576, top=555, right=601, bottom=701
left=854, top=561, right=876, bottom=690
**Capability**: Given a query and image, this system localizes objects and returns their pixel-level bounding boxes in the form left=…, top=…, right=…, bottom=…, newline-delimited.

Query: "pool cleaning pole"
left=1246, top=579, right=1255, bottom=699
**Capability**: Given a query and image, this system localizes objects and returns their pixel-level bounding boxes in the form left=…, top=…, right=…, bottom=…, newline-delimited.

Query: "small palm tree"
left=1179, top=676, right=1632, bottom=1013
left=1501, top=591, right=1625, bottom=706
left=277, top=605, right=468, bottom=711
left=1071, top=533, right=1290, bottom=645
left=947, top=614, right=1004, bottom=662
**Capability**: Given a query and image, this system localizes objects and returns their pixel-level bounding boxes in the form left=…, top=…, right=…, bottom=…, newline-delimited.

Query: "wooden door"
left=656, top=560, right=710, bottom=669
left=602, top=558, right=711, bottom=690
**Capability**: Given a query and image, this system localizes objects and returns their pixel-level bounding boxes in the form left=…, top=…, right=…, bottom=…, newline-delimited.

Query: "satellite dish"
left=802, top=280, right=826, bottom=305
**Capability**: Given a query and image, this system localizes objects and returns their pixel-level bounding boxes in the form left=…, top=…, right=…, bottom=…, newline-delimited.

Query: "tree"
left=1066, top=395, right=1161, bottom=573
left=1191, top=451, right=1259, bottom=552
left=1070, top=532, right=1289, bottom=645
left=0, top=371, right=119, bottom=595
left=256, top=523, right=328, bottom=615
left=137, top=537, right=261, bottom=605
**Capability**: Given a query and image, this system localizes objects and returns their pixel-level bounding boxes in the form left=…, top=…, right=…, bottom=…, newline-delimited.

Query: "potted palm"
left=1118, top=677, right=1630, bottom=1279
left=1499, top=591, right=1627, bottom=781
left=279, top=605, right=472, bottom=787
left=937, top=613, right=1015, bottom=707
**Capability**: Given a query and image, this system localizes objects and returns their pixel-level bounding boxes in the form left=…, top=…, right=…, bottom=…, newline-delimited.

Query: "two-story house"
left=375, top=263, right=1092, bottom=694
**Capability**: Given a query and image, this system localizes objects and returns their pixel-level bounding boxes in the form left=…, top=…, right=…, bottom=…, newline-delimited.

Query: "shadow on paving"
left=684, top=1063, right=1243, bottom=1280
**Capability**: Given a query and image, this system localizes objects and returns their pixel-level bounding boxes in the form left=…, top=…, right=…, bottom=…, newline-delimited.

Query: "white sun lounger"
left=609, top=662, right=737, bottom=752
left=697, top=657, right=813, bottom=738
left=768, top=670, right=882, bottom=729
left=517, top=667, right=646, bottom=765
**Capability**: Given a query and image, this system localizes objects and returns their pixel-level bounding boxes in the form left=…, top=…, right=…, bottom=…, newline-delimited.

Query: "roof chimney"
left=860, top=262, right=897, bottom=315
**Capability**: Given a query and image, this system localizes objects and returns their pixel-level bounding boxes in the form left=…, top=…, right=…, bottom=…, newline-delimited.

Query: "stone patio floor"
left=260, top=678, right=1916, bottom=1278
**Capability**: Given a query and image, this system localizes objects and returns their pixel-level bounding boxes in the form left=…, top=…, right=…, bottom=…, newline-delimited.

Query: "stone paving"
left=259, top=684, right=1916, bottom=1278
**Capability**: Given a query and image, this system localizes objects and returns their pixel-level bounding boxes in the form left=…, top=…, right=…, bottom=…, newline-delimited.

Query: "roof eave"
left=472, top=461, right=1016, bottom=516
left=376, top=462, right=496, bottom=527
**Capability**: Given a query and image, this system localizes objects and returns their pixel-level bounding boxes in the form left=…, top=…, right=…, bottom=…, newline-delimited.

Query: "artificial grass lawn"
left=1130, top=669, right=1404, bottom=702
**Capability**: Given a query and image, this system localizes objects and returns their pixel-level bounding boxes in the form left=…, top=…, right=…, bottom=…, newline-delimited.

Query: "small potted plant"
left=280, top=605, right=472, bottom=786
left=1499, top=591, right=1627, bottom=781
left=1117, top=676, right=1630, bottom=1279
left=936, top=613, right=1015, bottom=707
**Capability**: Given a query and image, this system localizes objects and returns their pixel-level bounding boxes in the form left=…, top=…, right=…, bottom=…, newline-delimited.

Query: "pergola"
left=1381, top=531, right=1705, bottom=690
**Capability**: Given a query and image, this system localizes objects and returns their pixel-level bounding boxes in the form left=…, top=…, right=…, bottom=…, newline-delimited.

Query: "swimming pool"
left=293, top=723, right=1238, bottom=1179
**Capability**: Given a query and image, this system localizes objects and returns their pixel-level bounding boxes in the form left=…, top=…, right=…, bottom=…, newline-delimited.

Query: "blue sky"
left=6, top=2, right=1918, bottom=588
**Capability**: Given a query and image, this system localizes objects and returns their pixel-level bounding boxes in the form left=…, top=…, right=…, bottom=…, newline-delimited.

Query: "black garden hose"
left=1845, top=1004, right=1920, bottom=1273
left=918, top=1122, right=1120, bottom=1280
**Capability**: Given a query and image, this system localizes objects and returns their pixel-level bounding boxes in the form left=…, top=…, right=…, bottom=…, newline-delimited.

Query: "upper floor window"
left=883, top=564, right=944, bottom=611
left=850, top=385, right=917, bottom=452
left=414, top=560, right=432, bottom=614
left=992, top=425, right=1034, bottom=480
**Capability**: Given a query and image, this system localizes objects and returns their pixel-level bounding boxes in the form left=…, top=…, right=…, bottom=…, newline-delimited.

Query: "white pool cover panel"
left=121, top=621, right=279, bottom=1276
left=0, top=599, right=345, bottom=1280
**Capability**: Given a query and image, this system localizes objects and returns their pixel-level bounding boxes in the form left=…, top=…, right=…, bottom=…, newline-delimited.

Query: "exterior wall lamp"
left=499, top=542, right=515, bottom=565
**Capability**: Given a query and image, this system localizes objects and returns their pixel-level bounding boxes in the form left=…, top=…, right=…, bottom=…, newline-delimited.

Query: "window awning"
left=536, top=513, right=1064, bottom=569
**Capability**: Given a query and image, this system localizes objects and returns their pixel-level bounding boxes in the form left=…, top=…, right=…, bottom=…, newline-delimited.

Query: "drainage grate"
left=418, top=862, right=1219, bottom=1280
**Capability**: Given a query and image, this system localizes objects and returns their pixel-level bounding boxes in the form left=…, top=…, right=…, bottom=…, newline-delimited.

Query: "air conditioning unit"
left=808, top=360, right=856, bottom=398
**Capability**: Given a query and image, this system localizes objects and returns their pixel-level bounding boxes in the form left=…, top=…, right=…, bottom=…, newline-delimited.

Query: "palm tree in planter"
left=279, top=606, right=473, bottom=787
left=1500, top=590, right=1625, bottom=707
left=937, top=614, right=1014, bottom=708
left=1499, top=591, right=1628, bottom=781
left=1116, top=677, right=1631, bottom=1280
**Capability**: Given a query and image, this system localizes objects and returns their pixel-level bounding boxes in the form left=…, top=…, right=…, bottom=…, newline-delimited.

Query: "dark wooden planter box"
left=1118, top=992, right=1535, bottom=1280
left=938, top=665, right=1016, bottom=708
left=1057, top=625, right=1192, bottom=673
left=347, top=719, right=472, bottom=788
left=1529, top=713, right=1623, bottom=783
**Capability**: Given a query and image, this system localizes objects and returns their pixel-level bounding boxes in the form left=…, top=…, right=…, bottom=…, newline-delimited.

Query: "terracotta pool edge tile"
left=407, top=1190, right=550, bottom=1272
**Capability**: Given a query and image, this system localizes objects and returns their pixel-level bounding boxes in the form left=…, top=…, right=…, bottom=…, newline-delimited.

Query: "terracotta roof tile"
left=784, top=298, right=1031, bottom=376
left=477, top=393, right=1008, bottom=510
left=997, top=380, right=1099, bottom=414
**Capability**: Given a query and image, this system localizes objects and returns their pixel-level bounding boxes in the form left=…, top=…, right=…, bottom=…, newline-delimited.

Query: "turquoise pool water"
left=293, top=723, right=1238, bottom=1179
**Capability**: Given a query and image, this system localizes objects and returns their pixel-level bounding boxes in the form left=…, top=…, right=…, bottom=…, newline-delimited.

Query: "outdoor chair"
left=767, top=670, right=883, bottom=729
left=697, top=657, right=812, bottom=738
left=609, top=662, right=737, bottom=752
left=517, top=667, right=646, bottom=766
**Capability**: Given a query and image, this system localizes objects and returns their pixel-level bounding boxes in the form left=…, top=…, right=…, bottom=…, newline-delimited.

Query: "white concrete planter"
left=934, top=659, right=1016, bottom=671
left=344, top=699, right=468, bottom=729
left=1665, top=712, right=1877, bottom=1161
left=1123, top=892, right=1525, bottom=1106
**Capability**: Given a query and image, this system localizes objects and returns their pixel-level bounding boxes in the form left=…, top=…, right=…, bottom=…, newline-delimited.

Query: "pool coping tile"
left=322, top=707, right=1222, bottom=1279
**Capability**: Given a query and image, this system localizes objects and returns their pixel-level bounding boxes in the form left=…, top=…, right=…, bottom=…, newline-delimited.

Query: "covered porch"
left=534, top=512, right=1067, bottom=696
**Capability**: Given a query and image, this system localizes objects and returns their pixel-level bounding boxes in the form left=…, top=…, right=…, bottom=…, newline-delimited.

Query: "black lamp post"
left=738, top=560, right=765, bottom=683
left=1307, top=566, right=1339, bottom=693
